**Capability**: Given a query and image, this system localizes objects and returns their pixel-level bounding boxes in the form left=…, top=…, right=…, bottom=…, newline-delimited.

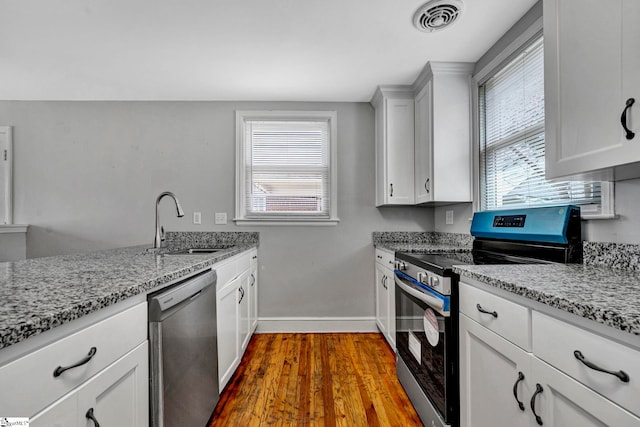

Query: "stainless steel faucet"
left=154, top=191, right=185, bottom=248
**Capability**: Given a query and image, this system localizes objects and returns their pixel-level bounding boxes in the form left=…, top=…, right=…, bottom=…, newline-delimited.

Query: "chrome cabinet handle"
left=238, top=286, right=245, bottom=304
left=476, top=304, right=498, bottom=318
left=53, top=347, right=97, bottom=377
left=389, top=183, right=394, bottom=197
left=382, top=276, right=387, bottom=289
left=424, top=178, right=430, bottom=193
left=574, top=350, right=629, bottom=382
left=377, top=255, right=383, bottom=259
left=530, top=383, right=544, bottom=425
left=621, top=98, right=635, bottom=140
left=86, top=408, right=100, bottom=427
left=512, top=371, right=525, bottom=411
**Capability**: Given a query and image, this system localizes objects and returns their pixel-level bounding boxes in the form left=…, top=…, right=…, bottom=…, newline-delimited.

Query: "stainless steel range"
left=394, top=205, right=582, bottom=427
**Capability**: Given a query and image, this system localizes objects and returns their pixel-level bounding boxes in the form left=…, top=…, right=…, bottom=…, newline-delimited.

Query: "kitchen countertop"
left=0, top=243, right=257, bottom=350
left=453, top=263, right=640, bottom=336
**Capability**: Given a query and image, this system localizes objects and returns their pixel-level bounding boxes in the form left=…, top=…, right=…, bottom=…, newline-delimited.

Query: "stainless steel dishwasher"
left=148, top=269, right=219, bottom=427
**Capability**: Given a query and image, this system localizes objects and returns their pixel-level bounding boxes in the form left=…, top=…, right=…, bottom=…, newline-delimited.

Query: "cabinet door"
left=78, top=342, right=148, bottom=427
left=545, top=0, right=640, bottom=178
left=30, top=391, right=79, bottom=427
left=375, top=263, right=389, bottom=338
left=459, top=314, right=532, bottom=427
left=414, top=80, right=433, bottom=204
left=385, top=97, right=415, bottom=205
left=249, top=263, right=258, bottom=334
left=531, top=356, right=640, bottom=427
left=238, top=270, right=251, bottom=353
left=384, top=267, right=396, bottom=351
left=217, top=275, right=241, bottom=390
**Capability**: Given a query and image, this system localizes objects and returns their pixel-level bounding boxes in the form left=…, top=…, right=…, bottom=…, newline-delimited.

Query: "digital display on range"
left=492, top=215, right=526, bottom=228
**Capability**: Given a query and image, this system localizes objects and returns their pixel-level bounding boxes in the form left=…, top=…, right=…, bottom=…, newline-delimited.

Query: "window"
left=478, top=36, right=612, bottom=217
left=235, top=111, right=338, bottom=225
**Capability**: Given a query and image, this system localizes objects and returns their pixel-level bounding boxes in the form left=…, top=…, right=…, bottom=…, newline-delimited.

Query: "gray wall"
left=0, top=100, right=433, bottom=318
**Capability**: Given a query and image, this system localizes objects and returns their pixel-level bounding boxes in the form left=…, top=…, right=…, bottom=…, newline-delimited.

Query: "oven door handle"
left=394, top=274, right=450, bottom=317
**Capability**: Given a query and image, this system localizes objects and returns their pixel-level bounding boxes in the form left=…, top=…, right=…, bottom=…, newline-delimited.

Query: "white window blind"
left=479, top=37, right=602, bottom=211
left=235, top=111, right=338, bottom=224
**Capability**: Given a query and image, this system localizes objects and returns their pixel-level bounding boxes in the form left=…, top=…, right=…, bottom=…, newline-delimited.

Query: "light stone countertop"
left=0, top=243, right=257, bottom=350
left=453, top=263, right=640, bottom=336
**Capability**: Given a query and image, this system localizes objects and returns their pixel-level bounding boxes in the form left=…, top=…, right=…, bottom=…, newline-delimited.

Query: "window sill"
left=234, top=218, right=340, bottom=227
left=0, top=224, right=29, bottom=234
left=581, top=213, right=618, bottom=220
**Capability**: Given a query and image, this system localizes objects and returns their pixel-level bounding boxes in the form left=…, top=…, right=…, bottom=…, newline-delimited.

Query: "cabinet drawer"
left=459, top=282, right=531, bottom=351
left=0, top=302, right=147, bottom=417
left=375, top=248, right=394, bottom=269
left=215, top=257, right=238, bottom=289
left=533, top=311, right=640, bottom=416
left=236, top=251, right=251, bottom=273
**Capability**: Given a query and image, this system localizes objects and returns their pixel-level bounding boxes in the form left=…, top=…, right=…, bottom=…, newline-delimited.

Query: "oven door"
left=395, top=272, right=455, bottom=426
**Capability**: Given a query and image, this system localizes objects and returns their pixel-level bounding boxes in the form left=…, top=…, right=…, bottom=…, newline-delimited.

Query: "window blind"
left=244, top=120, right=330, bottom=218
left=479, top=37, right=601, bottom=210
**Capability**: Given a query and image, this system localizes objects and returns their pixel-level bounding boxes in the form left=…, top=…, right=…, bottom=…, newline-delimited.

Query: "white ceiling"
left=0, top=0, right=537, bottom=102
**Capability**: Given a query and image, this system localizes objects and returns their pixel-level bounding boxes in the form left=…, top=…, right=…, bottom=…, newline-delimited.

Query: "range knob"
left=417, top=271, right=428, bottom=284
left=429, top=276, right=440, bottom=288
left=394, top=260, right=407, bottom=271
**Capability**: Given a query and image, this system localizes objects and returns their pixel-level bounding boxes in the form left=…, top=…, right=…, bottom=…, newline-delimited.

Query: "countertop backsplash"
left=372, top=231, right=473, bottom=248
left=583, top=241, right=640, bottom=271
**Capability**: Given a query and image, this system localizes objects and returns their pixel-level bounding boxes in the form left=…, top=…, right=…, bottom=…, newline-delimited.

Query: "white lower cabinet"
left=374, top=248, right=395, bottom=351
left=249, top=250, right=258, bottom=333
left=32, top=342, right=149, bottom=427
left=216, top=248, right=259, bottom=391
left=217, top=273, right=241, bottom=390
left=532, top=356, right=640, bottom=427
left=459, top=314, right=531, bottom=427
left=459, top=282, right=640, bottom=427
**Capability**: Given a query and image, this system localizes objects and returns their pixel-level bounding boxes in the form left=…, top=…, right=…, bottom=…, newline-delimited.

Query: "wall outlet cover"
left=214, top=212, right=227, bottom=225
left=445, top=210, right=454, bottom=225
left=193, top=212, right=202, bottom=225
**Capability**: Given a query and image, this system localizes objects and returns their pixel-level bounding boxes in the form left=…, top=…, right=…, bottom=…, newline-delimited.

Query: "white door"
left=385, top=97, right=415, bottom=204
left=77, top=343, right=148, bottom=427
left=545, top=0, right=640, bottom=177
left=531, top=356, right=640, bottom=426
left=414, top=81, right=433, bottom=204
left=249, top=263, right=258, bottom=333
left=459, top=314, right=532, bottom=427
left=217, top=275, right=240, bottom=390
left=238, top=270, right=251, bottom=352
left=375, top=263, right=389, bottom=337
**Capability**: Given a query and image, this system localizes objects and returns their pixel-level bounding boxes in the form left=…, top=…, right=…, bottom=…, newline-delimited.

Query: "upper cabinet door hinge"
left=3, top=149, right=6, bottom=161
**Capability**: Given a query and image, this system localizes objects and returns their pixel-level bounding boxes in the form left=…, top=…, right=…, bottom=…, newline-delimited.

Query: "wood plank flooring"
left=209, top=333, right=422, bottom=427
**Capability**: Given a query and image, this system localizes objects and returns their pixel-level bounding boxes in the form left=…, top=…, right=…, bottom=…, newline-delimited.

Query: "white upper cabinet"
left=372, top=86, right=416, bottom=206
left=414, top=62, right=473, bottom=204
left=544, top=0, right=640, bottom=180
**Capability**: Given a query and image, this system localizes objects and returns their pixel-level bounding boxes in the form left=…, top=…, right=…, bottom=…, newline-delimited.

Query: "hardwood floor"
left=209, top=333, right=422, bottom=426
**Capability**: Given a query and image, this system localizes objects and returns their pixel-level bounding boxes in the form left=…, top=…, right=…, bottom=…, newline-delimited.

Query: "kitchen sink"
left=169, top=248, right=226, bottom=255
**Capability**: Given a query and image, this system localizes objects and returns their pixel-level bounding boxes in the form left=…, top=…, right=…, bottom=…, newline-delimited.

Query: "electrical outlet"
left=445, top=210, right=454, bottom=225
left=214, top=212, right=227, bottom=225
left=193, top=212, right=202, bottom=225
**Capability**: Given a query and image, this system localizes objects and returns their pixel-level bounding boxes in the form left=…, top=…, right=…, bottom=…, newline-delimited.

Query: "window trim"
left=234, top=110, right=339, bottom=226
left=471, top=19, right=615, bottom=220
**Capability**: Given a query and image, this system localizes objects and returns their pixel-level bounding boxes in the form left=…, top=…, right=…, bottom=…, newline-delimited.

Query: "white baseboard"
left=256, top=316, right=378, bottom=333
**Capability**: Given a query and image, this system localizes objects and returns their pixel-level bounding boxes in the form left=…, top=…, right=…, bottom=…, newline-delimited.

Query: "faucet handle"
left=160, top=226, right=165, bottom=241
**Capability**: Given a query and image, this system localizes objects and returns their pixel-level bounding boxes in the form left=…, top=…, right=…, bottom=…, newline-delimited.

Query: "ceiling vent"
left=413, top=0, right=463, bottom=32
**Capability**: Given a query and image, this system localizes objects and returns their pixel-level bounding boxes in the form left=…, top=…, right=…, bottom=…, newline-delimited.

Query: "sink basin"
left=168, top=248, right=227, bottom=255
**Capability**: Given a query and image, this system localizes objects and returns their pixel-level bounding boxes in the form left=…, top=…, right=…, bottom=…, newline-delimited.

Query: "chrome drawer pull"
left=530, top=383, right=544, bottom=425
left=53, top=346, right=97, bottom=377
left=476, top=304, right=498, bottom=318
left=512, top=371, right=525, bottom=411
left=86, top=408, right=101, bottom=427
left=574, top=350, right=630, bottom=382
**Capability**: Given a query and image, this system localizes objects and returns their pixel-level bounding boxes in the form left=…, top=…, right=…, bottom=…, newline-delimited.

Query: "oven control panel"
left=492, top=214, right=526, bottom=228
